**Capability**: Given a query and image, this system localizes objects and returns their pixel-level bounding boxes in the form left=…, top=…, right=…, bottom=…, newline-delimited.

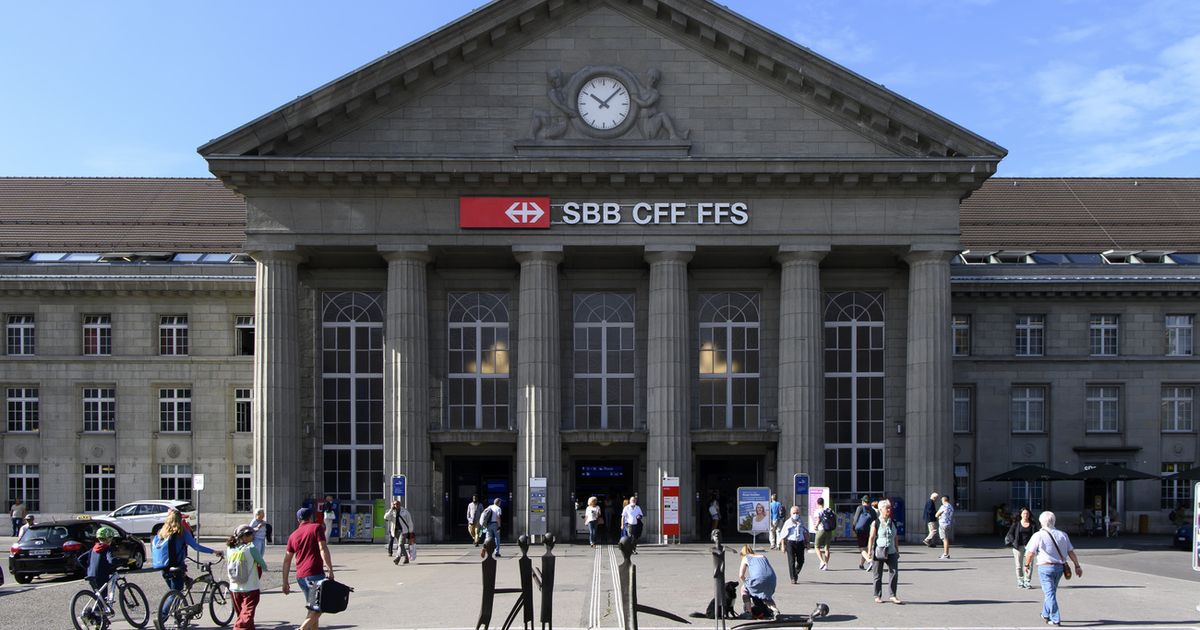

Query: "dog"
left=689, top=581, right=740, bottom=619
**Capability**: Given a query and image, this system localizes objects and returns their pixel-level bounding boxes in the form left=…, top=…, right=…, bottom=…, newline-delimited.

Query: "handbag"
left=1048, top=533, right=1072, bottom=580
left=873, top=546, right=887, bottom=560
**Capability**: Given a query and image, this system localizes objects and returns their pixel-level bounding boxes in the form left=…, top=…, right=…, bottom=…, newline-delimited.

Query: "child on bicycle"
left=85, top=526, right=119, bottom=595
left=227, top=524, right=268, bottom=630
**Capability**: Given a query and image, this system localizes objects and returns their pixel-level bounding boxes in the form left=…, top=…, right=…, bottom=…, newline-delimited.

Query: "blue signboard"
left=392, top=475, right=406, bottom=498
left=793, top=474, right=809, bottom=500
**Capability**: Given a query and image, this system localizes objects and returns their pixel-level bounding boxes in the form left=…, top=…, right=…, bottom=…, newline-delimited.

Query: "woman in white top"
left=1023, top=511, right=1083, bottom=627
left=584, top=496, right=602, bottom=548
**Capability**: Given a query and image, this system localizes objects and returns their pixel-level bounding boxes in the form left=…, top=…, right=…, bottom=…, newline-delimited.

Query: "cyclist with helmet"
left=157, top=508, right=222, bottom=622
left=85, top=526, right=120, bottom=593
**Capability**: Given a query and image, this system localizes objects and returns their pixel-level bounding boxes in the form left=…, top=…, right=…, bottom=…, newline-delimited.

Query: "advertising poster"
left=808, top=487, right=831, bottom=533
left=1194, top=482, right=1199, bottom=572
left=737, top=486, right=772, bottom=534
left=662, top=476, right=680, bottom=537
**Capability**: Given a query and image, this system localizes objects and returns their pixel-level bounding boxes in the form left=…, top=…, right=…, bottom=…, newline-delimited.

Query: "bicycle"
left=153, top=557, right=234, bottom=629
left=70, top=568, right=150, bottom=630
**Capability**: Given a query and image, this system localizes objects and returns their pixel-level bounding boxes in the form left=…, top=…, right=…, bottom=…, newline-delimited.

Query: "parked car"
left=8, top=519, right=145, bottom=584
left=1175, top=524, right=1194, bottom=550
left=97, top=499, right=196, bottom=537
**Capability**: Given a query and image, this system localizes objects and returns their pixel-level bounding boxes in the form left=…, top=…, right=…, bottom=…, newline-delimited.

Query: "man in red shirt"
left=282, top=507, right=335, bottom=630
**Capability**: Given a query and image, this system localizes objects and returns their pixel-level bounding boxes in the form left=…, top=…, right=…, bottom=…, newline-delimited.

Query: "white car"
left=98, top=500, right=197, bottom=537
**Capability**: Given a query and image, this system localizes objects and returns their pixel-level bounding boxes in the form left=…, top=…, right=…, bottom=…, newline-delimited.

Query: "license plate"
left=27, top=549, right=52, bottom=556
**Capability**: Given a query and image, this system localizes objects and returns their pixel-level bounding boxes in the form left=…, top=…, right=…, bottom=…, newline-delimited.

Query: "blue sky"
left=1, top=0, right=1197, bottom=178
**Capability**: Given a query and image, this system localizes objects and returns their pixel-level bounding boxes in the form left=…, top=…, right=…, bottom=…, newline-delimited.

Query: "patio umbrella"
left=1070, top=464, right=1161, bottom=537
left=1163, top=467, right=1200, bottom=482
left=982, top=464, right=1075, bottom=482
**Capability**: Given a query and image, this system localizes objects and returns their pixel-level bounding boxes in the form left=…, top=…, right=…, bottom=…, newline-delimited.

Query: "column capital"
left=513, top=246, right=563, bottom=265
left=248, top=249, right=304, bottom=265
left=776, top=245, right=830, bottom=265
left=379, top=245, right=433, bottom=264
left=644, top=245, right=695, bottom=265
left=903, top=248, right=958, bottom=266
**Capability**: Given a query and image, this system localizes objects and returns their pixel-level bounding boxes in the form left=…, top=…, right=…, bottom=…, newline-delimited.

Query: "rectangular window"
left=83, top=387, right=116, bottom=432
left=159, top=388, right=192, bottom=433
left=1163, top=463, right=1191, bottom=510
left=446, top=293, right=509, bottom=431
left=159, top=464, right=193, bottom=502
left=235, top=316, right=255, bottom=356
left=1162, top=386, right=1195, bottom=432
left=698, top=293, right=762, bottom=430
left=82, top=314, right=112, bottom=356
left=235, top=388, right=252, bottom=433
left=159, top=315, right=189, bottom=356
left=951, top=315, right=971, bottom=357
left=954, top=463, right=972, bottom=511
left=235, top=464, right=252, bottom=512
left=1014, top=315, right=1044, bottom=357
left=571, top=293, right=636, bottom=430
left=1089, top=314, right=1120, bottom=356
left=1011, top=479, right=1044, bottom=511
left=1010, top=386, right=1046, bottom=433
left=83, top=464, right=116, bottom=512
left=6, top=388, right=39, bottom=432
left=1086, top=385, right=1121, bottom=432
left=6, top=314, right=35, bottom=355
left=8, top=464, right=40, bottom=512
left=953, top=386, right=972, bottom=433
left=1166, top=315, right=1194, bottom=356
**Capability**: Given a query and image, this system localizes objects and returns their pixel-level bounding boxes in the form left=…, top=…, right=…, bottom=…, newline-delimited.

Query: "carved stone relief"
left=529, top=65, right=689, bottom=141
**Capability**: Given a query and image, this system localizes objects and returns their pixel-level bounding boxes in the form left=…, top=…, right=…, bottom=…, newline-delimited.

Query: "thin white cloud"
left=1051, top=24, right=1102, bottom=44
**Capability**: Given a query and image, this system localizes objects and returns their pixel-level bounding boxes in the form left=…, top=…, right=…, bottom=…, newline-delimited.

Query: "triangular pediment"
left=199, top=0, right=1005, bottom=163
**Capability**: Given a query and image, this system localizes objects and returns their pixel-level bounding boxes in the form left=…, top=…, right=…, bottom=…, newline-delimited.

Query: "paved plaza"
left=3, top=535, right=1199, bottom=629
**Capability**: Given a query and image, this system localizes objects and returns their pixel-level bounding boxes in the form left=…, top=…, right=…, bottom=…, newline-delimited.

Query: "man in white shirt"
left=621, top=496, right=644, bottom=545
left=936, top=495, right=955, bottom=559
left=778, top=505, right=808, bottom=584
left=479, top=498, right=503, bottom=557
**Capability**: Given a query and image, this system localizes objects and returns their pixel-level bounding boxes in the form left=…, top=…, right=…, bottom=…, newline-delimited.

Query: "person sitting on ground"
left=737, top=544, right=780, bottom=619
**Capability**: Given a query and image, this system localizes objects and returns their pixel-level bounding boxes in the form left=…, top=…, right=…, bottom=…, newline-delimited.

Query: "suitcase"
left=312, top=578, right=354, bottom=614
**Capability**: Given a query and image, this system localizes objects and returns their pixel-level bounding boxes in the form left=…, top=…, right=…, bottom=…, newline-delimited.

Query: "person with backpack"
left=227, top=524, right=268, bottom=630
left=390, top=499, right=414, bottom=565
left=767, top=494, right=785, bottom=548
left=866, top=498, right=902, bottom=604
left=812, top=498, right=837, bottom=571
left=85, top=526, right=120, bottom=593
left=479, top=498, right=502, bottom=558
left=154, top=508, right=223, bottom=625
left=851, top=495, right=877, bottom=570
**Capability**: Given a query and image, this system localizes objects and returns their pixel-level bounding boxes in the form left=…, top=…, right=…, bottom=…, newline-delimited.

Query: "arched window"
left=572, top=293, right=635, bottom=430
left=698, top=292, right=761, bottom=429
left=447, top=292, right=510, bottom=430
left=823, top=291, right=885, bottom=507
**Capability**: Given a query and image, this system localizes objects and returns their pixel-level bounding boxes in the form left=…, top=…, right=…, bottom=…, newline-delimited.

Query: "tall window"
left=83, top=464, right=116, bottom=512
left=698, top=292, right=761, bottom=429
left=1162, top=386, right=1194, bottom=432
left=159, top=315, right=189, bottom=356
left=1011, top=386, right=1046, bottom=433
left=8, top=464, right=39, bottom=512
left=321, top=292, right=384, bottom=503
left=159, top=388, right=192, bottom=433
left=953, top=386, right=973, bottom=433
left=235, top=388, right=252, bottom=433
left=1086, top=385, right=1120, bottom=432
left=447, top=292, right=510, bottom=431
left=83, top=315, right=112, bottom=356
left=954, top=463, right=972, bottom=510
left=572, top=293, right=635, bottom=430
left=83, top=387, right=116, bottom=432
left=1089, top=314, right=1119, bottom=356
left=235, top=464, right=252, bottom=512
left=1166, top=315, right=1194, bottom=356
left=951, top=315, right=971, bottom=356
left=6, top=388, right=39, bottom=432
left=235, top=316, right=255, bottom=356
left=1163, top=463, right=1191, bottom=509
left=6, top=314, right=35, bottom=355
left=824, top=291, right=885, bottom=506
left=1014, top=315, right=1044, bottom=356
left=159, top=464, right=193, bottom=502
left=1011, top=479, right=1044, bottom=511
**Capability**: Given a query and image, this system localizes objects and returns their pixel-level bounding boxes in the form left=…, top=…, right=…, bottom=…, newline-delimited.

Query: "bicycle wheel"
left=207, top=581, right=234, bottom=627
left=154, top=589, right=187, bottom=630
left=70, top=589, right=109, bottom=630
left=119, top=581, right=150, bottom=628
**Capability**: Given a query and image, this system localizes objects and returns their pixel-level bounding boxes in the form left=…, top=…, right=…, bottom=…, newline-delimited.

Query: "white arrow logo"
left=504, top=200, right=545, bottom=224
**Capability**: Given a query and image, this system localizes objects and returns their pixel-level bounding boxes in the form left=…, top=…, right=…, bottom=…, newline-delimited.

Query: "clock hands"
left=584, top=87, right=626, bottom=110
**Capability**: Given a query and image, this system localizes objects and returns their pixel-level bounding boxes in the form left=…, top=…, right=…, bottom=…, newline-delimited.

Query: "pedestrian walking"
left=17, top=514, right=34, bottom=539
left=867, top=499, right=902, bottom=604
left=479, top=498, right=503, bottom=558
left=777, top=505, right=807, bottom=584
left=737, top=544, right=780, bottom=619
left=227, top=525, right=268, bottom=630
left=1023, top=511, right=1082, bottom=627
left=851, top=495, right=877, bottom=570
left=390, top=499, right=413, bottom=565
left=708, top=494, right=722, bottom=532
left=466, top=495, right=485, bottom=546
left=1005, top=506, right=1039, bottom=589
left=384, top=500, right=401, bottom=555
left=10, top=498, right=26, bottom=537
left=767, top=494, right=785, bottom=548
left=320, top=496, right=337, bottom=541
left=622, top=496, right=644, bottom=546
left=936, top=495, right=955, bottom=559
left=584, top=496, right=602, bottom=548
left=602, top=497, right=615, bottom=544
left=281, top=507, right=335, bottom=630
left=922, top=492, right=940, bottom=547
left=248, top=508, right=271, bottom=558
left=812, top=497, right=836, bottom=571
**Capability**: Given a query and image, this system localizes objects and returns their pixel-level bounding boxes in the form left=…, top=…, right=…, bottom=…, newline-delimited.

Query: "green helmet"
left=96, top=525, right=118, bottom=540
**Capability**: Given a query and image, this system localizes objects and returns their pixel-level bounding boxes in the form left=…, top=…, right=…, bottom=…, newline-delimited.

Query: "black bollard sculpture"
left=538, top=534, right=556, bottom=630
left=616, top=535, right=691, bottom=629
left=476, top=538, right=521, bottom=630
left=710, top=529, right=730, bottom=630
left=500, top=535, right=535, bottom=630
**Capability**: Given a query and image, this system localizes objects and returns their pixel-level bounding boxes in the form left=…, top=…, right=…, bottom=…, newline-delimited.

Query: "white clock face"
left=577, top=76, right=631, bottom=131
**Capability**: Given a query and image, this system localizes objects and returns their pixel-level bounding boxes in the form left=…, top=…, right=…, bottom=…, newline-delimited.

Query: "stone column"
left=250, top=249, right=303, bottom=540
left=382, top=248, right=432, bottom=540
left=514, top=247, right=563, bottom=538
left=645, top=246, right=693, bottom=541
left=903, top=250, right=956, bottom=541
left=776, top=247, right=828, bottom=502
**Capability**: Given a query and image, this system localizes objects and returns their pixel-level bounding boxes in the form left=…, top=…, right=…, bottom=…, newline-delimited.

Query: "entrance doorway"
left=1082, top=475, right=1123, bottom=536
left=696, top=457, right=762, bottom=538
left=447, top=458, right=512, bottom=541
left=573, top=460, right=633, bottom=544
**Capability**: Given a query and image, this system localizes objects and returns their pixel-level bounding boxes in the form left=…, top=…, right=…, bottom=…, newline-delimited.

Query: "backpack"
left=854, top=508, right=876, bottom=533
left=226, top=546, right=251, bottom=585
left=151, top=535, right=171, bottom=569
left=819, top=509, right=837, bottom=532
left=478, top=506, right=494, bottom=527
left=311, top=578, right=353, bottom=614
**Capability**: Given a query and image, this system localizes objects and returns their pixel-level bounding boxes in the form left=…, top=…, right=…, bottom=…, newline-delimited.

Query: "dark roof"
left=961, top=178, right=1200, bottom=252
left=0, top=178, right=245, bottom=252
